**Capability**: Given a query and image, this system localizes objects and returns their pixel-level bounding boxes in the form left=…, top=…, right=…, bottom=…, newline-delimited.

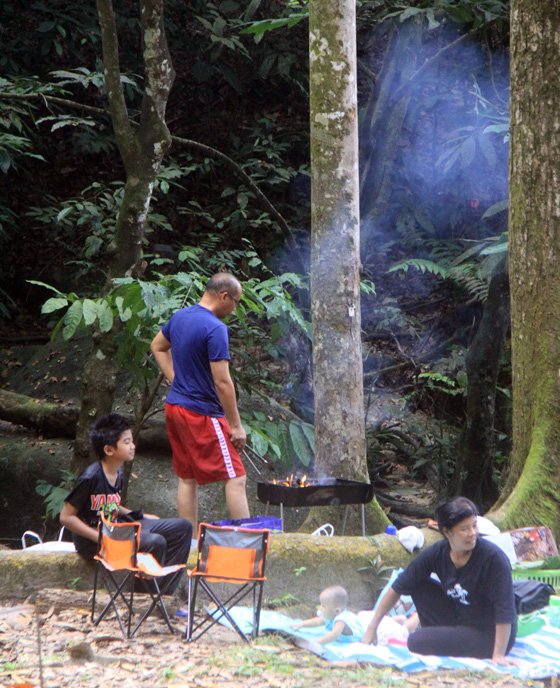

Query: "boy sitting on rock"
left=60, top=413, right=192, bottom=587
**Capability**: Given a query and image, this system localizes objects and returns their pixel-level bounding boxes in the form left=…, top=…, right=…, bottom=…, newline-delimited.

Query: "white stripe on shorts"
left=211, top=417, right=236, bottom=479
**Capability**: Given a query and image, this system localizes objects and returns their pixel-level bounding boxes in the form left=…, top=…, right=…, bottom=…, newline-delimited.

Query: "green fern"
left=448, top=264, right=488, bottom=302
left=388, top=258, right=449, bottom=278
left=418, top=371, right=463, bottom=396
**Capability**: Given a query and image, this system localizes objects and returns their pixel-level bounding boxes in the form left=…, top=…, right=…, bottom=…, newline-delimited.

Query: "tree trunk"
left=0, top=389, right=78, bottom=437
left=453, top=260, right=510, bottom=508
left=490, top=1, right=560, bottom=536
left=306, top=0, right=388, bottom=534
left=72, top=0, right=174, bottom=472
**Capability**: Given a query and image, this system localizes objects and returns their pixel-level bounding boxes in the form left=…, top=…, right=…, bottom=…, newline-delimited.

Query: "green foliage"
left=358, top=0, right=508, bottom=30
left=31, top=252, right=313, bottom=471
left=417, top=371, right=463, bottom=397
left=367, top=299, right=419, bottom=338
left=36, top=469, right=76, bottom=520
left=0, top=85, right=46, bottom=172
left=267, top=592, right=300, bottom=609
left=25, top=179, right=176, bottom=282
left=0, top=131, right=44, bottom=173
left=183, top=0, right=308, bottom=94
left=388, top=258, right=447, bottom=278
left=243, top=410, right=315, bottom=469
left=172, top=117, right=309, bottom=242
left=358, top=555, right=394, bottom=600
left=0, top=1, right=101, bottom=72
left=388, top=231, right=509, bottom=304
left=367, top=416, right=461, bottom=487
left=240, top=10, right=309, bottom=39
left=0, top=285, right=16, bottom=318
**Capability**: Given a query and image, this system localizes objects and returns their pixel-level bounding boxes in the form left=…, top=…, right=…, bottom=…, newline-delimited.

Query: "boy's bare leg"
left=177, top=478, right=198, bottom=535
left=225, top=475, right=250, bottom=520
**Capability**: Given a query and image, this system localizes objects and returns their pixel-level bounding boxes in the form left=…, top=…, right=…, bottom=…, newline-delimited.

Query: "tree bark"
left=490, top=1, right=560, bottom=536
left=73, top=0, right=174, bottom=471
left=0, top=389, right=78, bottom=437
left=453, top=260, right=510, bottom=509
left=307, top=0, right=388, bottom=533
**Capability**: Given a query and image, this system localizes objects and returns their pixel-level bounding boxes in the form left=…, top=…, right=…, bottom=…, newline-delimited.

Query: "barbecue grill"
left=257, top=477, right=375, bottom=535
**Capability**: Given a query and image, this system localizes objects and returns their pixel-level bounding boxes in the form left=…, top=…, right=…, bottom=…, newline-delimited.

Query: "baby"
left=291, top=585, right=364, bottom=644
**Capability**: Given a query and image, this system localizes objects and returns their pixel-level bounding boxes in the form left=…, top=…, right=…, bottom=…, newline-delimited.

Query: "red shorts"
left=165, top=404, right=246, bottom=485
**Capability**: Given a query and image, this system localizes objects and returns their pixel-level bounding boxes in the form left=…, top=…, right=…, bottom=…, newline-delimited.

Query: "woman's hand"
left=361, top=625, right=378, bottom=645
left=492, top=623, right=518, bottom=667
left=361, top=586, right=401, bottom=645
left=491, top=654, right=522, bottom=667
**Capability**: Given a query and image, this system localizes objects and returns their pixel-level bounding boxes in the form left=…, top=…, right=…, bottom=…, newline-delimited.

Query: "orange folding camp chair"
left=91, top=514, right=186, bottom=638
left=186, top=523, right=270, bottom=643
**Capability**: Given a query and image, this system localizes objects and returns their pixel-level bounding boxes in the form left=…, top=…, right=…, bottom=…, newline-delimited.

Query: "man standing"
left=151, top=272, right=249, bottom=534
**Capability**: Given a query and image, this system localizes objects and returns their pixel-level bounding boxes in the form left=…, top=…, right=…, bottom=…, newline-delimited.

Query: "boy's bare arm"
left=60, top=502, right=98, bottom=543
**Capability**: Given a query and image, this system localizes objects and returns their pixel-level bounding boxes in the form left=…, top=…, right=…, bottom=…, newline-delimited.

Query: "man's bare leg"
left=177, top=478, right=199, bottom=535
left=225, top=475, right=250, bottom=520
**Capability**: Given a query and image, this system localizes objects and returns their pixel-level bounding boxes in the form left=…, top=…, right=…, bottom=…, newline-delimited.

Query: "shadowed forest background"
left=0, top=0, right=521, bottom=543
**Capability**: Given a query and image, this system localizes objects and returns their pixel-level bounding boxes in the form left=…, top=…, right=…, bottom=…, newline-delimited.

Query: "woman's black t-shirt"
left=393, top=537, right=517, bottom=634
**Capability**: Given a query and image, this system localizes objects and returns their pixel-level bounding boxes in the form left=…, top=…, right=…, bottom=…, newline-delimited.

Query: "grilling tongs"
left=242, top=444, right=275, bottom=475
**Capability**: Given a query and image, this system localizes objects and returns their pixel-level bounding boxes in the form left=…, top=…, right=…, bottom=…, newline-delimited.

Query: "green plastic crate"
left=512, top=567, right=560, bottom=592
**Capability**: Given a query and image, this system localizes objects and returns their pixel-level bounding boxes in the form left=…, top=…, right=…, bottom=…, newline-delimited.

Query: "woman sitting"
left=362, top=497, right=518, bottom=666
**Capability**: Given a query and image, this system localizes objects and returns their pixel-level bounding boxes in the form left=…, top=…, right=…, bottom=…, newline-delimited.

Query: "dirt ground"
left=0, top=593, right=553, bottom=688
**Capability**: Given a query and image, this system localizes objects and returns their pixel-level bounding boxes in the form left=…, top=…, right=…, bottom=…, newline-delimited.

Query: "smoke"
left=359, top=18, right=509, bottom=247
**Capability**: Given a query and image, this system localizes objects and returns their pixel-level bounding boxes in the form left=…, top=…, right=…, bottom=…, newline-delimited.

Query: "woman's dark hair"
left=435, top=497, right=478, bottom=533
left=88, top=413, right=131, bottom=459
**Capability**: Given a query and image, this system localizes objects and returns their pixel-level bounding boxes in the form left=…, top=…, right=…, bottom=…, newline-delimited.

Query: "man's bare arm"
left=150, top=331, right=175, bottom=383
left=210, top=359, right=246, bottom=451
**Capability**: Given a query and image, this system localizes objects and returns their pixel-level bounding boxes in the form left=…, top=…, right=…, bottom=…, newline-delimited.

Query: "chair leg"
left=92, top=569, right=135, bottom=638
left=91, top=563, right=100, bottom=623
left=127, top=579, right=134, bottom=638
left=253, top=581, right=264, bottom=639
left=187, top=580, right=258, bottom=643
left=128, top=576, right=176, bottom=638
left=186, top=575, right=198, bottom=641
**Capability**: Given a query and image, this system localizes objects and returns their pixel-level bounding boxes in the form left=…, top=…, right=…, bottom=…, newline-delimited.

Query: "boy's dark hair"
left=88, top=413, right=131, bottom=460
left=435, top=496, right=478, bottom=533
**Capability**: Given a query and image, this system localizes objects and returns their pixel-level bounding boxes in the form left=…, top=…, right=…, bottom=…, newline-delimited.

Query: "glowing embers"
left=256, top=477, right=375, bottom=507
left=272, top=474, right=309, bottom=487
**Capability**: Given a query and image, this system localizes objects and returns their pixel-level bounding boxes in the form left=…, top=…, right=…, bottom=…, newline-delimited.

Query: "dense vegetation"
left=0, top=0, right=512, bottom=516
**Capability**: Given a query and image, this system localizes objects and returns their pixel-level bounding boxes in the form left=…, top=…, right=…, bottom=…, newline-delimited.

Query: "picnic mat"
left=218, top=608, right=560, bottom=679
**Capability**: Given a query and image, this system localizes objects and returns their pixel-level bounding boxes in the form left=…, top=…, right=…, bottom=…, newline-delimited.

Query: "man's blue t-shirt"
left=161, top=304, right=230, bottom=417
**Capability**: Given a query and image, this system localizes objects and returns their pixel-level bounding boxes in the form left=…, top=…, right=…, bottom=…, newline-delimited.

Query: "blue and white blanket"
left=220, top=608, right=560, bottom=679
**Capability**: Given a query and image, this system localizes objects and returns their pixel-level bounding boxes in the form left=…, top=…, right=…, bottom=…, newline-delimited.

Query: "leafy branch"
left=0, top=89, right=291, bottom=237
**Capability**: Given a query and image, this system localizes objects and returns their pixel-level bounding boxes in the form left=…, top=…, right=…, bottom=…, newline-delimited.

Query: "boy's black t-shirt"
left=393, top=537, right=517, bottom=633
left=65, top=460, right=123, bottom=530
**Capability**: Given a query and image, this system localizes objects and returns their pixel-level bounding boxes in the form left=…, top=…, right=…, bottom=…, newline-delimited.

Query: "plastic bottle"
left=385, top=524, right=398, bottom=535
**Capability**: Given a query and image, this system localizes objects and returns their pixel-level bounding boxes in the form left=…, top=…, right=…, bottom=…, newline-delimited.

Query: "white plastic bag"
left=21, top=528, right=76, bottom=553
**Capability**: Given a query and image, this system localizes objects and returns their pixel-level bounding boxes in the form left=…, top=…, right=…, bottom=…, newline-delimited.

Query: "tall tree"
left=73, top=0, right=174, bottom=470
left=453, top=258, right=510, bottom=508
left=307, top=0, right=388, bottom=532
left=491, top=1, right=560, bottom=534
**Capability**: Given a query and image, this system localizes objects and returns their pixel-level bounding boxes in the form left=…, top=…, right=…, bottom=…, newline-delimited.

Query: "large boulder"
left=0, top=529, right=441, bottom=611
